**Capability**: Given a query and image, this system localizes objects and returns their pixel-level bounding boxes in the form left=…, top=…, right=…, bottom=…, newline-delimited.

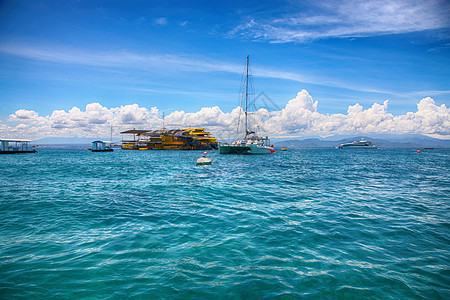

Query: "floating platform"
left=120, top=128, right=218, bottom=150
left=0, top=139, right=37, bottom=154
left=90, top=141, right=113, bottom=152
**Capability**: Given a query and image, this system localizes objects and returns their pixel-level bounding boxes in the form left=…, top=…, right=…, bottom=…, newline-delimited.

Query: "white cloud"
left=231, top=0, right=450, bottom=43
left=265, top=90, right=450, bottom=138
left=7, top=109, right=47, bottom=125
left=1, top=42, right=438, bottom=96
left=0, top=43, right=244, bottom=76
left=8, top=109, right=39, bottom=120
left=5, top=103, right=161, bottom=139
left=2, top=90, right=449, bottom=140
left=111, top=104, right=150, bottom=125
left=155, top=17, right=168, bottom=25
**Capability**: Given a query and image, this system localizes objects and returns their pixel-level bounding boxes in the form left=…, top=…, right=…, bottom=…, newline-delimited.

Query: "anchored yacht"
left=338, top=139, right=378, bottom=149
left=219, top=56, right=275, bottom=155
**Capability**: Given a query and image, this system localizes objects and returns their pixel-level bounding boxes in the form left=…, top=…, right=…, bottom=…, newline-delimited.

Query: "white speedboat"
left=219, top=56, right=275, bottom=155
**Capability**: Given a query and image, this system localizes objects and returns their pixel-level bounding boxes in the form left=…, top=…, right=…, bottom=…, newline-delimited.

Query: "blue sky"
left=1, top=0, right=449, bottom=139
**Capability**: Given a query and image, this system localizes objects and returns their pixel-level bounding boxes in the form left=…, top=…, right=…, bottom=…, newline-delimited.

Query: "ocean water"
left=0, top=147, right=449, bottom=299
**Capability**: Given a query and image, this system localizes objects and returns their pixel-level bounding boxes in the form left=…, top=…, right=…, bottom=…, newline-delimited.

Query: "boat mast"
left=245, top=55, right=249, bottom=140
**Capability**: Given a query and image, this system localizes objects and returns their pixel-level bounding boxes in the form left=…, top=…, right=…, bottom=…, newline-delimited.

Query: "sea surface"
left=1, top=147, right=449, bottom=299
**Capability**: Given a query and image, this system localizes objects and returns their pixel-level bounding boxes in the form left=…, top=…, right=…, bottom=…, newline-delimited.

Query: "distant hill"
left=275, top=135, right=450, bottom=149
left=277, top=138, right=337, bottom=148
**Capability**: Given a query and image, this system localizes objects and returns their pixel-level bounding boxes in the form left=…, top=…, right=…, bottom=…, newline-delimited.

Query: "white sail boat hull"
left=248, top=144, right=274, bottom=154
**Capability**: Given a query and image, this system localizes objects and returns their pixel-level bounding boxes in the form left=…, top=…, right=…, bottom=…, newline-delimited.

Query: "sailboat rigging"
left=219, top=56, right=275, bottom=155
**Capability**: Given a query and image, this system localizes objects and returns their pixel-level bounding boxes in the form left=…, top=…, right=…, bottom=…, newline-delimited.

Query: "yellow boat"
left=120, top=127, right=218, bottom=150
left=122, top=142, right=136, bottom=150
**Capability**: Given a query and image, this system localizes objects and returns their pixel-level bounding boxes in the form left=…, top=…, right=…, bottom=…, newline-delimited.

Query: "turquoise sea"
left=1, top=147, right=449, bottom=299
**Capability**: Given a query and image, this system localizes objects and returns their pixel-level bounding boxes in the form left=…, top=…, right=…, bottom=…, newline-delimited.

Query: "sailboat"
left=219, top=56, right=275, bottom=155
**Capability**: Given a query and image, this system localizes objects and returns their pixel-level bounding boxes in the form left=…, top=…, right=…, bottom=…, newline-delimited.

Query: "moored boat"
left=219, top=136, right=275, bottom=155
left=0, top=138, right=37, bottom=154
left=219, top=56, right=275, bottom=155
left=338, top=139, right=378, bottom=149
left=90, top=140, right=113, bottom=152
left=120, top=128, right=218, bottom=150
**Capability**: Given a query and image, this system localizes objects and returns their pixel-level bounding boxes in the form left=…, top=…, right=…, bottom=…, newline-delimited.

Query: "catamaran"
left=219, top=56, right=275, bottom=155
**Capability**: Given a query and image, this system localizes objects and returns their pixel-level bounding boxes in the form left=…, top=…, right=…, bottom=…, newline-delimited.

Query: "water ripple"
left=0, top=148, right=449, bottom=298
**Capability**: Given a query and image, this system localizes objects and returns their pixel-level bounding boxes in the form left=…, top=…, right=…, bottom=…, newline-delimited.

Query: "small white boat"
left=197, top=152, right=212, bottom=165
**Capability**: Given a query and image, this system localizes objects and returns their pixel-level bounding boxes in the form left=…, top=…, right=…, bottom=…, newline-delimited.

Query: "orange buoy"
left=417, top=150, right=421, bottom=153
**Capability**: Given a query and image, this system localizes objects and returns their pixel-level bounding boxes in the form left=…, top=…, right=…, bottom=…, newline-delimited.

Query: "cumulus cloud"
left=2, top=90, right=449, bottom=140
left=5, top=103, right=161, bottom=139
left=265, top=90, right=450, bottom=138
left=8, top=109, right=47, bottom=125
